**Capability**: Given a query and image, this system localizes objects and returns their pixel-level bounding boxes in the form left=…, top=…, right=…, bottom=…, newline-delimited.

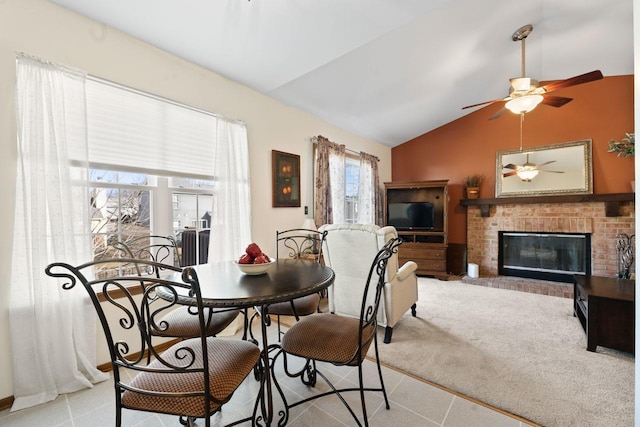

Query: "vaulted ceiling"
left=50, top=0, right=634, bottom=147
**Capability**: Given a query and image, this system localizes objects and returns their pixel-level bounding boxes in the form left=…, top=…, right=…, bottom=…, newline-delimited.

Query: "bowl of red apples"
left=234, top=242, right=275, bottom=275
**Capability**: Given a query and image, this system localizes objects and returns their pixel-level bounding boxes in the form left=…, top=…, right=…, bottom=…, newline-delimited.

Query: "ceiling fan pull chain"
left=519, top=113, right=524, bottom=151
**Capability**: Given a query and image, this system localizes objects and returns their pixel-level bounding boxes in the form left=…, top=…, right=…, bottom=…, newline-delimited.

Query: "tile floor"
left=0, top=324, right=537, bottom=427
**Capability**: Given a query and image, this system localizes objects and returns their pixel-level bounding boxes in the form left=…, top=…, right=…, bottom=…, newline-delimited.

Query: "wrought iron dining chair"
left=248, top=228, right=327, bottom=342
left=45, top=258, right=260, bottom=427
left=110, top=235, right=241, bottom=339
left=275, top=237, right=402, bottom=427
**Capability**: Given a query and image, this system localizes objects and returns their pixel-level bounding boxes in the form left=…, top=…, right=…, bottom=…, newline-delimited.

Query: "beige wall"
left=0, top=0, right=391, bottom=401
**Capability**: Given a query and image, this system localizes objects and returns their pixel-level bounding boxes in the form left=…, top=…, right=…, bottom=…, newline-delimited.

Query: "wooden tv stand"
left=384, top=180, right=448, bottom=277
left=573, top=275, right=635, bottom=354
left=397, top=238, right=447, bottom=277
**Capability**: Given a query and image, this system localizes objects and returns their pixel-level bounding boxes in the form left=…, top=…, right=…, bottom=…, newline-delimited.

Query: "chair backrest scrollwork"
left=276, top=228, right=327, bottom=263
left=44, top=258, right=221, bottom=409
left=102, top=235, right=180, bottom=278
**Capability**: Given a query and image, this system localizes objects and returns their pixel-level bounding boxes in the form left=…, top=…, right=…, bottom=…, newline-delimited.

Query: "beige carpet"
left=373, top=277, right=634, bottom=427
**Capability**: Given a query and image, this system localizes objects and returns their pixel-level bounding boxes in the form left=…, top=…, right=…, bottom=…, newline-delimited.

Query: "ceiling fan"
left=462, top=24, right=603, bottom=119
left=502, top=153, right=564, bottom=182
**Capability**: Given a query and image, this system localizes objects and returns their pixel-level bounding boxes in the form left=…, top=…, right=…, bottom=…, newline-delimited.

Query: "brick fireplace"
left=464, top=199, right=635, bottom=296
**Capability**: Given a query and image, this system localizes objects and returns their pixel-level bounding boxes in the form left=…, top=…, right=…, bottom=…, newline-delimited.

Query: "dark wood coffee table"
left=573, top=274, right=635, bottom=354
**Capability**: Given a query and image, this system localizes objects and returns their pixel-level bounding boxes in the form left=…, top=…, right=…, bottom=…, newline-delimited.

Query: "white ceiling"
left=50, top=0, right=634, bottom=147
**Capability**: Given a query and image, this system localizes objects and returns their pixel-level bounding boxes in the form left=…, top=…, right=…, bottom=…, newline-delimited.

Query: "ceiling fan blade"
left=540, top=170, right=565, bottom=173
left=541, top=70, right=603, bottom=93
left=503, top=171, right=518, bottom=178
left=536, top=160, right=557, bottom=167
left=489, top=107, right=507, bottom=120
left=462, top=98, right=504, bottom=110
left=502, top=164, right=518, bottom=170
left=541, top=95, right=573, bottom=108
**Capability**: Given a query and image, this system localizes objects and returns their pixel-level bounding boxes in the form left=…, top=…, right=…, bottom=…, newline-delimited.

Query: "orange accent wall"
left=391, top=75, right=634, bottom=244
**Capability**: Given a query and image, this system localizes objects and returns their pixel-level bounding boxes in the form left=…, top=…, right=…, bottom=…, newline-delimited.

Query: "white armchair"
left=318, top=223, right=418, bottom=343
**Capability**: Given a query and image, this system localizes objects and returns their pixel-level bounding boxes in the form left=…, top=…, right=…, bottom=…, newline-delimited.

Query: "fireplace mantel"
left=460, top=192, right=634, bottom=217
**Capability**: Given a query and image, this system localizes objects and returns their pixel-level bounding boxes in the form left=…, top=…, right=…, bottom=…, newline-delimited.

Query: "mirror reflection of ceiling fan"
left=502, top=153, right=564, bottom=182
left=462, top=24, right=603, bottom=119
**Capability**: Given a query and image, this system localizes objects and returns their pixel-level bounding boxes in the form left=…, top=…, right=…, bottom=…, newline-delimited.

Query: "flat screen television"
left=387, top=202, right=435, bottom=231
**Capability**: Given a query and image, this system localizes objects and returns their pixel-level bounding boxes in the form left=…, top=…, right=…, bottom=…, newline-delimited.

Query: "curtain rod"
left=347, top=147, right=380, bottom=161
left=312, top=138, right=379, bottom=161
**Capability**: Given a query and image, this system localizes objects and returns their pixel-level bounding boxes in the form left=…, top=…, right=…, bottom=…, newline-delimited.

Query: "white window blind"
left=81, top=78, right=222, bottom=178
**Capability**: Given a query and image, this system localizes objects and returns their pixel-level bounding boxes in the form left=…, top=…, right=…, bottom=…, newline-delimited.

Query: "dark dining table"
left=162, top=258, right=335, bottom=426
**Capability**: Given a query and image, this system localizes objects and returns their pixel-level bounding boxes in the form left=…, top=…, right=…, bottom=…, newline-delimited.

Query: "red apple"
left=238, top=253, right=254, bottom=264
left=246, top=242, right=262, bottom=258
left=253, top=254, right=270, bottom=264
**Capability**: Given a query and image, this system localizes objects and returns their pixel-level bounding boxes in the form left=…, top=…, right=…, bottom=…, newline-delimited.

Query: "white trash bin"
left=468, top=263, right=479, bottom=278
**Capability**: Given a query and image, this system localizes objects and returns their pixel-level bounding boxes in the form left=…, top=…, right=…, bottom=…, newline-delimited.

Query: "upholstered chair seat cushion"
left=152, top=307, right=240, bottom=338
left=281, top=313, right=374, bottom=366
left=266, top=293, right=320, bottom=317
left=122, top=337, right=260, bottom=417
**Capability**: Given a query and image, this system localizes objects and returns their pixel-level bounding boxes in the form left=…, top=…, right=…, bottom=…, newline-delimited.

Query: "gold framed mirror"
left=495, top=139, right=593, bottom=198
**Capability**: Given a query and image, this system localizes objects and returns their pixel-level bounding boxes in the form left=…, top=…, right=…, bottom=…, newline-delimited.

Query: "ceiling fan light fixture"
left=505, top=94, right=543, bottom=114
left=463, top=23, right=603, bottom=116
left=516, top=166, right=539, bottom=181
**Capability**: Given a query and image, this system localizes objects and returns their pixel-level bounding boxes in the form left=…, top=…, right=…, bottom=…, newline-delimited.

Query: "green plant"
left=464, top=174, right=483, bottom=188
left=608, top=133, right=634, bottom=158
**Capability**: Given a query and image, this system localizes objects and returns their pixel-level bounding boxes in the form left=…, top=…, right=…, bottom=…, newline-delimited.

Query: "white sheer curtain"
left=357, top=152, right=382, bottom=225
left=11, top=55, right=108, bottom=411
left=208, top=118, right=252, bottom=261
left=329, top=148, right=346, bottom=224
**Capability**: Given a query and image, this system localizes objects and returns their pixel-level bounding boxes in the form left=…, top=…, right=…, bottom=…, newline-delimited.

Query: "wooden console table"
left=573, top=275, right=635, bottom=354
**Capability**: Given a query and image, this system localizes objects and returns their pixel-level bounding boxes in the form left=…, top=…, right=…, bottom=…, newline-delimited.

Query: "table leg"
left=252, top=304, right=289, bottom=426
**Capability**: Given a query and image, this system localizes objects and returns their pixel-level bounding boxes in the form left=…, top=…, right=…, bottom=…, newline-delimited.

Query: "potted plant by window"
left=607, top=133, right=635, bottom=191
left=464, top=175, right=483, bottom=199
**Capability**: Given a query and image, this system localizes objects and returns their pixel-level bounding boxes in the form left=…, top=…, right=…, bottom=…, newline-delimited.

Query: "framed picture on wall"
left=272, top=150, right=301, bottom=207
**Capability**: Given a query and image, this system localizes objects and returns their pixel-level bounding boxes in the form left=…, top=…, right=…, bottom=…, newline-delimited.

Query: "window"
left=170, top=177, right=215, bottom=230
left=87, top=170, right=215, bottom=278
left=90, top=169, right=152, bottom=262
left=313, top=143, right=363, bottom=224
left=78, top=77, right=250, bottom=278
left=344, top=156, right=360, bottom=223
left=171, top=177, right=214, bottom=266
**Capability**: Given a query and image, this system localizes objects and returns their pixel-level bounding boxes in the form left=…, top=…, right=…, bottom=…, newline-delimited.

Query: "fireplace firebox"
left=498, top=232, right=591, bottom=283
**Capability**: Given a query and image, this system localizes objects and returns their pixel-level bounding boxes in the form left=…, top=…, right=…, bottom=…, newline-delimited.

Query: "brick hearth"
left=466, top=201, right=635, bottom=289
left=462, top=275, right=574, bottom=298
